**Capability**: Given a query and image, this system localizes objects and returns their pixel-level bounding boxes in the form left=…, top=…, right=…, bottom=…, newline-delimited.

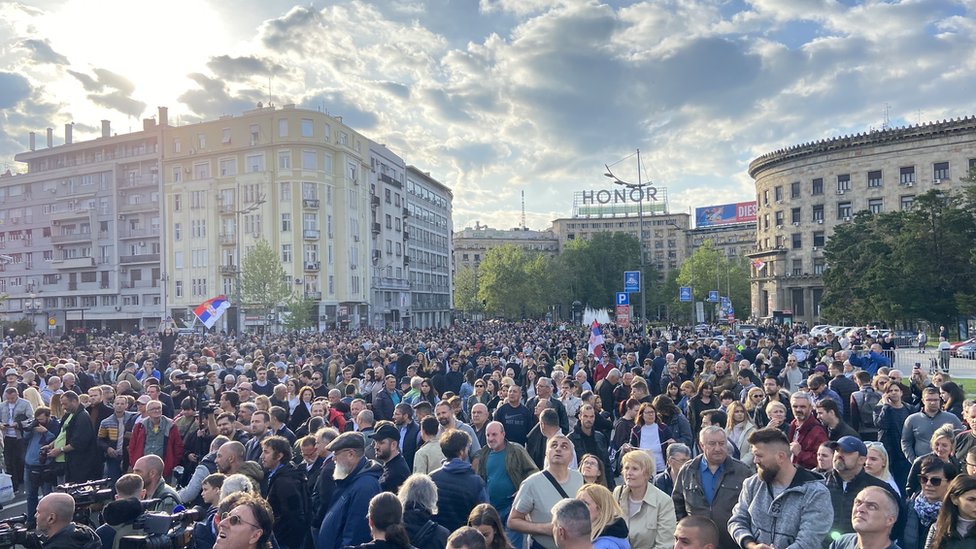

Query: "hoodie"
left=594, top=517, right=631, bottom=549
left=429, top=458, right=489, bottom=532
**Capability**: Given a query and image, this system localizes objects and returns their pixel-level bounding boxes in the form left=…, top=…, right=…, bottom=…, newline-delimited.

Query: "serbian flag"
left=587, top=320, right=605, bottom=358
left=194, top=295, right=231, bottom=329
left=751, top=258, right=766, bottom=272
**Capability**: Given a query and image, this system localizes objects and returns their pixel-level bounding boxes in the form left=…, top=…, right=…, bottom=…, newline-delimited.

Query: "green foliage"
left=554, top=232, right=644, bottom=311
left=476, top=245, right=554, bottom=318
left=453, top=266, right=481, bottom=315
left=670, top=240, right=751, bottom=321
left=240, top=239, right=290, bottom=313
left=822, top=186, right=976, bottom=326
left=0, top=317, right=35, bottom=336
left=280, top=294, right=317, bottom=331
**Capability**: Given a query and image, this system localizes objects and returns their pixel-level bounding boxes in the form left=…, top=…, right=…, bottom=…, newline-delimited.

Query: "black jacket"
left=64, top=407, right=99, bottom=482
left=568, top=424, right=614, bottom=489
left=263, top=463, right=308, bottom=549
left=43, top=523, right=101, bottom=549
left=95, top=498, right=143, bottom=549
left=403, top=504, right=448, bottom=549
left=311, top=456, right=337, bottom=526
left=380, top=453, right=411, bottom=493
left=400, top=421, right=421, bottom=469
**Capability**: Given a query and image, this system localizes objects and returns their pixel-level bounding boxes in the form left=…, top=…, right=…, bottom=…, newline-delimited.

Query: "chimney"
left=101, top=120, right=110, bottom=138
left=157, top=106, right=168, bottom=127
left=143, top=118, right=156, bottom=131
left=46, top=128, right=53, bottom=148
left=65, top=123, right=73, bottom=145
left=29, top=132, right=35, bottom=151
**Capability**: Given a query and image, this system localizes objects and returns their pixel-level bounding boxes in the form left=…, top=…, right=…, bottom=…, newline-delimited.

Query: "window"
left=278, top=119, right=288, bottom=138
left=281, top=213, right=291, bottom=232
left=278, top=151, right=291, bottom=170
left=774, top=211, right=784, bottom=227
left=280, top=182, right=291, bottom=202
left=175, top=281, right=183, bottom=298
left=172, top=167, right=182, bottom=183
left=811, top=231, right=824, bottom=248
left=900, top=166, right=915, bottom=185
left=190, top=191, right=205, bottom=209
left=868, top=198, right=884, bottom=214
left=385, top=214, right=392, bottom=229
left=901, top=195, right=915, bottom=210
left=173, top=138, right=181, bottom=153
left=246, top=154, right=264, bottom=173
left=933, top=162, right=949, bottom=181
left=792, top=288, right=805, bottom=315
left=814, top=258, right=826, bottom=275
left=197, top=134, right=206, bottom=149
left=762, top=190, right=769, bottom=206
left=302, top=182, right=317, bottom=200
left=838, top=202, right=852, bottom=219
left=867, top=170, right=882, bottom=188
left=970, top=158, right=976, bottom=173
left=282, top=244, right=292, bottom=263
left=222, top=128, right=231, bottom=144
left=193, top=162, right=210, bottom=180
left=791, top=233, right=802, bottom=249
left=346, top=161, right=358, bottom=182
left=792, top=259, right=803, bottom=276
left=173, top=194, right=182, bottom=212
left=837, top=174, right=851, bottom=192
left=173, top=223, right=182, bottom=241
left=386, top=239, right=393, bottom=254
left=174, top=251, right=184, bottom=269
left=791, top=207, right=801, bottom=224
left=385, top=188, right=391, bottom=203
left=812, top=178, right=824, bottom=195
left=250, top=124, right=260, bottom=145
left=812, top=204, right=824, bottom=222
left=302, top=150, right=317, bottom=170
left=790, top=181, right=800, bottom=199
left=219, top=158, right=237, bottom=177
left=774, top=186, right=783, bottom=202
left=301, top=119, right=313, bottom=137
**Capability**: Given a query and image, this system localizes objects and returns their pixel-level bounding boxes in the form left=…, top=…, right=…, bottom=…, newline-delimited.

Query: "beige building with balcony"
left=162, top=104, right=372, bottom=331
left=747, top=116, right=976, bottom=325
left=453, top=223, right=559, bottom=273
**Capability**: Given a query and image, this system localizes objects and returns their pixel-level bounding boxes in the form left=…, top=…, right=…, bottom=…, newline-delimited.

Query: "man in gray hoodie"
left=729, top=428, right=833, bottom=549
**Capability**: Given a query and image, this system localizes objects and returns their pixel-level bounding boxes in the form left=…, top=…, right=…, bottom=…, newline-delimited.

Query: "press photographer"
left=35, top=493, right=100, bottom=549
left=25, top=407, right=61, bottom=528
left=1, top=385, right=34, bottom=493
left=94, top=474, right=145, bottom=549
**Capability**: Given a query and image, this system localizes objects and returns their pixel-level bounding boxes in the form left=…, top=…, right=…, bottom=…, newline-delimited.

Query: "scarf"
left=914, top=496, right=941, bottom=527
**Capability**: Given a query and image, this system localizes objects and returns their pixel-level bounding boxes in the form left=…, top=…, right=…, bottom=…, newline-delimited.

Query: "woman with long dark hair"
left=467, top=503, right=514, bottom=549
left=687, top=381, right=718, bottom=438
left=651, top=395, right=692, bottom=447
left=625, top=403, right=675, bottom=474
left=926, top=474, right=976, bottom=548
left=876, top=381, right=917, bottom=490
left=939, top=382, right=966, bottom=422
left=346, top=492, right=415, bottom=549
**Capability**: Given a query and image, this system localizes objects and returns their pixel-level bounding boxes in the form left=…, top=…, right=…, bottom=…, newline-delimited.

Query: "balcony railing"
left=51, top=232, right=93, bottom=244
left=219, top=265, right=237, bottom=274
left=304, top=262, right=320, bottom=271
left=118, top=200, right=159, bottom=214
left=119, top=253, right=160, bottom=264
left=305, top=291, right=322, bottom=300
left=218, top=233, right=236, bottom=245
left=303, top=229, right=320, bottom=240
left=302, top=198, right=320, bottom=209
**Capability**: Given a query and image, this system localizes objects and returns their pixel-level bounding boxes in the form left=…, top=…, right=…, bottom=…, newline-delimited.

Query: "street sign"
left=707, top=290, right=719, bottom=303
left=624, top=271, right=641, bottom=293
left=615, top=305, right=631, bottom=327
left=679, top=287, right=692, bottom=303
left=616, top=292, right=629, bottom=306
left=47, top=317, right=56, bottom=326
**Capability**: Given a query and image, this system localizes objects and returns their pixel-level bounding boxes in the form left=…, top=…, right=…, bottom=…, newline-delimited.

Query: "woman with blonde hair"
left=725, top=401, right=757, bottom=467
left=577, top=483, right=630, bottom=548
left=611, top=450, right=675, bottom=549
left=863, top=442, right=901, bottom=495
left=744, top=386, right=765, bottom=424
left=764, top=401, right=789, bottom=434
left=23, top=387, right=44, bottom=412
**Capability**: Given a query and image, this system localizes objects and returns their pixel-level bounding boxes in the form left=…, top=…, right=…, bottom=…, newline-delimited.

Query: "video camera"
left=173, top=372, right=209, bottom=391
left=118, top=507, right=202, bottom=549
left=0, top=515, right=40, bottom=549
left=58, top=478, right=114, bottom=524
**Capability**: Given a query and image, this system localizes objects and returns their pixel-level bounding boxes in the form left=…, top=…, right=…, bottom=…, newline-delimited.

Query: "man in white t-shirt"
left=509, top=434, right=584, bottom=549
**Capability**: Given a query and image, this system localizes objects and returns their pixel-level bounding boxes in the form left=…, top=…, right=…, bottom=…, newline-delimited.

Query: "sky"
left=1, top=0, right=976, bottom=231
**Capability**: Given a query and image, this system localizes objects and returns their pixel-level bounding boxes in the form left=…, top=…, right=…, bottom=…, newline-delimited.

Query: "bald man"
left=132, top=455, right=181, bottom=512
left=35, top=492, right=100, bottom=548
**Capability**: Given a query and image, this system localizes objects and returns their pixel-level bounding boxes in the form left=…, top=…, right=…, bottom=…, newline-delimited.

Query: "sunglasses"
left=920, top=475, right=944, bottom=486
left=220, top=513, right=261, bottom=529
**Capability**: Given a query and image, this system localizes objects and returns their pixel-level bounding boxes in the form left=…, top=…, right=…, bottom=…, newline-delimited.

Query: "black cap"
left=371, top=420, right=400, bottom=441
left=326, top=431, right=366, bottom=452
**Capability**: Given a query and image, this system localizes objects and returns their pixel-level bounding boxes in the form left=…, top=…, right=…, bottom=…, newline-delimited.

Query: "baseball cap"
left=829, top=436, right=867, bottom=456
left=136, top=395, right=151, bottom=405
left=371, top=421, right=400, bottom=441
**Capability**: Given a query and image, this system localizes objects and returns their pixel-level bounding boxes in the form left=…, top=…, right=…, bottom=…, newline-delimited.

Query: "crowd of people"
left=0, top=319, right=974, bottom=549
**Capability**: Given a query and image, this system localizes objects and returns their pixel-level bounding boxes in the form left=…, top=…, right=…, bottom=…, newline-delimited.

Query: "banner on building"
left=695, top=202, right=757, bottom=227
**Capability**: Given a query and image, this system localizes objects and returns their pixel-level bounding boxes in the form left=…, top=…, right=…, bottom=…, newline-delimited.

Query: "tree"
left=240, top=239, right=290, bottom=316
left=477, top=245, right=553, bottom=319
left=280, top=293, right=317, bottom=331
left=671, top=240, right=751, bottom=322
left=453, top=266, right=481, bottom=316
left=554, top=232, right=642, bottom=311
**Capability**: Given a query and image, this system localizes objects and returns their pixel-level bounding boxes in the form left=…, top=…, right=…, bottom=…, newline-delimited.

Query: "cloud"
left=20, top=39, right=69, bottom=65
left=0, top=72, right=32, bottom=109
left=91, top=68, right=135, bottom=95
left=207, top=55, right=283, bottom=80
left=87, top=91, right=146, bottom=118
left=67, top=70, right=100, bottom=92
left=179, top=73, right=265, bottom=120
left=301, top=90, right=379, bottom=130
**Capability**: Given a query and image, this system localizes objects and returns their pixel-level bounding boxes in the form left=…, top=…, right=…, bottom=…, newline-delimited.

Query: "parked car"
left=810, top=325, right=832, bottom=337
left=955, top=341, right=976, bottom=360
left=950, top=338, right=976, bottom=357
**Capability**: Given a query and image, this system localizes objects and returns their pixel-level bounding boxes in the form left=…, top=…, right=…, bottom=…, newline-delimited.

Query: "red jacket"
left=128, top=416, right=185, bottom=477
left=787, top=414, right=827, bottom=470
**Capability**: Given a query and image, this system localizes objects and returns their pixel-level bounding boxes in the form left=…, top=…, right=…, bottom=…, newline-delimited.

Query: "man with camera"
left=94, top=474, right=144, bottom=549
left=1, top=385, right=34, bottom=493
left=25, top=406, right=60, bottom=529
left=34, top=493, right=100, bottom=549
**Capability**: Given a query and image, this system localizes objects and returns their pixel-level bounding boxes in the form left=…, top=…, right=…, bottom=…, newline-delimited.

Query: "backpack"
left=854, top=388, right=882, bottom=433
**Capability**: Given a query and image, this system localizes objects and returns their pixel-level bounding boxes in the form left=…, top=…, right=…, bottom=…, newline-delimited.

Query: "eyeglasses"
left=220, top=513, right=261, bottom=530
left=920, top=475, right=945, bottom=486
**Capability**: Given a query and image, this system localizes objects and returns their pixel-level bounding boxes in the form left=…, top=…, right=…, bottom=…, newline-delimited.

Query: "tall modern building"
left=161, top=104, right=371, bottom=331
left=5, top=115, right=165, bottom=334
left=748, top=116, right=976, bottom=324
left=367, top=142, right=409, bottom=329
left=405, top=166, right=453, bottom=328
left=453, top=223, right=559, bottom=273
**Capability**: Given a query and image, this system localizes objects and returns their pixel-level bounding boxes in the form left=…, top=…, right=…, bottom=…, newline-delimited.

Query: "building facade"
left=5, top=116, right=165, bottom=334
left=549, top=212, right=691, bottom=282
left=162, top=104, right=371, bottom=331
left=687, top=222, right=757, bottom=260
left=453, top=223, right=559, bottom=273
left=368, top=142, right=409, bottom=329
left=405, top=166, right=453, bottom=329
left=747, top=117, right=976, bottom=325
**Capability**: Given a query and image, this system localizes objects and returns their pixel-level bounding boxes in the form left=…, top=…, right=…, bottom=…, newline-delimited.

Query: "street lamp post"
left=605, top=149, right=648, bottom=325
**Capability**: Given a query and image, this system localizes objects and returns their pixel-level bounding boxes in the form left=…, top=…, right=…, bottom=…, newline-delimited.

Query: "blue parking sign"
left=679, top=287, right=692, bottom=303
left=624, top=271, right=641, bottom=293
left=616, top=292, right=629, bottom=306
left=708, top=290, right=719, bottom=303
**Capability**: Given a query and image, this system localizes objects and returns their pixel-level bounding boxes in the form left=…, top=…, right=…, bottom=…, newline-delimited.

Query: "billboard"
left=695, top=201, right=757, bottom=228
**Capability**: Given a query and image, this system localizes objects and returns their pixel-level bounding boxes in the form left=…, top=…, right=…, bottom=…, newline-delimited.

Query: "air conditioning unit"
left=792, top=222, right=799, bottom=226
left=906, top=182, right=914, bottom=187
left=775, top=224, right=783, bottom=229
left=837, top=189, right=845, bottom=195
left=933, top=179, right=942, bottom=185
left=817, top=219, right=823, bottom=224
left=776, top=200, right=783, bottom=204
left=844, top=216, right=851, bottom=222
left=813, top=246, right=819, bottom=251
left=138, top=241, right=146, bottom=247
left=350, top=264, right=357, bottom=270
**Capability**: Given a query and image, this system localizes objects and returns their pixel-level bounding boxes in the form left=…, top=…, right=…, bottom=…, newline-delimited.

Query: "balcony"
left=218, top=203, right=236, bottom=214
left=119, top=228, right=152, bottom=240
left=370, top=195, right=380, bottom=207
left=118, top=176, right=159, bottom=190
left=403, top=231, right=409, bottom=241
left=218, top=233, right=236, bottom=245
left=379, top=172, right=401, bottom=188
left=402, top=207, right=409, bottom=217
left=50, top=208, right=92, bottom=224
left=51, top=232, right=93, bottom=245
left=372, top=222, right=381, bottom=235
left=119, top=253, right=160, bottom=264
left=51, top=257, right=95, bottom=269
left=372, top=277, right=410, bottom=291
left=118, top=200, right=159, bottom=214
left=303, top=229, right=320, bottom=240
left=304, top=262, right=320, bottom=271
left=219, top=265, right=237, bottom=274
left=302, top=198, right=320, bottom=209
left=305, top=291, right=322, bottom=300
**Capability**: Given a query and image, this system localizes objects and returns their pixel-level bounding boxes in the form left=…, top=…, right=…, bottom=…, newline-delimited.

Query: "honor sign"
left=572, top=186, right=668, bottom=218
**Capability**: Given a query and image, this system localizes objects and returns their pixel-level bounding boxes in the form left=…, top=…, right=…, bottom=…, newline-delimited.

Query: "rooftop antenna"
left=520, top=190, right=526, bottom=230
left=881, top=103, right=890, bottom=131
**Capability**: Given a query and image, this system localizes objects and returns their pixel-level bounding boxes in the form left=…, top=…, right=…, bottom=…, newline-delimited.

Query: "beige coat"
left=612, top=482, right=676, bottom=549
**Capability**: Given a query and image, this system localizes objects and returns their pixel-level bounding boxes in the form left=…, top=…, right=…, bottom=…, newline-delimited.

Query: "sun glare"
left=39, top=0, right=232, bottom=118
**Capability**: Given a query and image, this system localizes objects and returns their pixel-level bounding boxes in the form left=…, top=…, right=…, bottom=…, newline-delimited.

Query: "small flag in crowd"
left=751, top=258, right=766, bottom=272
left=194, top=295, right=231, bottom=329
left=588, top=320, right=605, bottom=358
